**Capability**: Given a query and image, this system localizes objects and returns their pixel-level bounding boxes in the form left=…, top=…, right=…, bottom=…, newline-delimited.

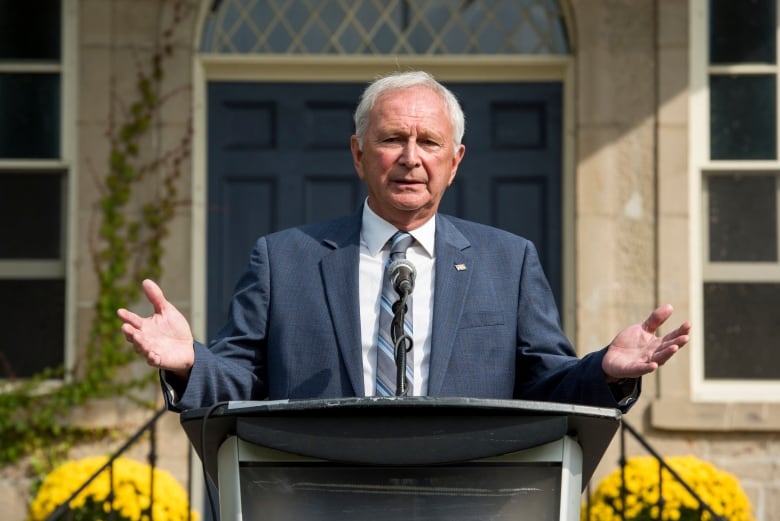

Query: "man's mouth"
left=393, top=178, right=423, bottom=185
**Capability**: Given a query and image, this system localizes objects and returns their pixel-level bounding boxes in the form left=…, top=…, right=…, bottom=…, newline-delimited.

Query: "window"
left=0, top=1, right=70, bottom=379
left=696, top=0, right=780, bottom=400
left=201, top=0, right=569, bottom=55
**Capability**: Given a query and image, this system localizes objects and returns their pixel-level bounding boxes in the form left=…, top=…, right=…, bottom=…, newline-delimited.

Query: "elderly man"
left=118, top=71, right=690, bottom=412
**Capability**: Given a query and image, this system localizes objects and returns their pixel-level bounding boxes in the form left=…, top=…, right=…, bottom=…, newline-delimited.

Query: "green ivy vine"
left=0, top=0, right=192, bottom=472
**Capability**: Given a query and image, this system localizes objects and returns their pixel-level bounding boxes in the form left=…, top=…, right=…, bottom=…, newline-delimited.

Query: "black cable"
left=201, top=402, right=228, bottom=521
left=393, top=333, right=413, bottom=395
left=391, top=293, right=413, bottom=396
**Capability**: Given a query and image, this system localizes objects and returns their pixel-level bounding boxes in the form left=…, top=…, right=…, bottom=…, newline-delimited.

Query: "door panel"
left=207, top=82, right=366, bottom=335
left=443, top=83, right=563, bottom=306
left=207, top=82, right=562, bottom=337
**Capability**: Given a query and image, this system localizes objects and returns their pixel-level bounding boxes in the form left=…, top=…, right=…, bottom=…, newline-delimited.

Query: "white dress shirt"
left=359, top=203, right=435, bottom=396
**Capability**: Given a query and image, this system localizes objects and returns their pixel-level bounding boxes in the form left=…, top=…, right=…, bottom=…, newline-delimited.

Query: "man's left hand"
left=602, top=304, right=692, bottom=382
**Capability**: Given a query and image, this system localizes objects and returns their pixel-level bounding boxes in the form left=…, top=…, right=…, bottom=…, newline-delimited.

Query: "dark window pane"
left=0, top=172, right=63, bottom=259
left=708, top=174, right=777, bottom=262
left=0, top=279, right=65, bottom=378
left=0, top=1, right=61, bottom=60
left=0, top=73, right=60, bottom=158
left=710, top=0, right=775, bottom=64
left=704, top=282, right=780, bottom=379
left=710, top=75, right=776, bottom=160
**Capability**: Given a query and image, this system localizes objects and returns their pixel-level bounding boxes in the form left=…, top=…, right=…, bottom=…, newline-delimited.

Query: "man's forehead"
left=369, top=88, right=450, bottom=126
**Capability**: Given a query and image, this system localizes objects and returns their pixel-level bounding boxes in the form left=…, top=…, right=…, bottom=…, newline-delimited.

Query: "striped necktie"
left=375, top=231, right=414, bottom=396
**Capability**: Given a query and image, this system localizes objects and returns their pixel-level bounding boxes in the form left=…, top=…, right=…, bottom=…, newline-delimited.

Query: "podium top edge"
left=180, top=396, right=622, bottom=422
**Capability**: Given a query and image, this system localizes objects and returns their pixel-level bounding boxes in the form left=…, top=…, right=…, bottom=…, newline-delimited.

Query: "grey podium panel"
left=239, top=463, right=561, bottom=521
left=182, top=397, right=620, bottom=520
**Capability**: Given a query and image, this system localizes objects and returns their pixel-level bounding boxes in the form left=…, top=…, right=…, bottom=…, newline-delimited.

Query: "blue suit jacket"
left=167, top=210, right=631, bottom=411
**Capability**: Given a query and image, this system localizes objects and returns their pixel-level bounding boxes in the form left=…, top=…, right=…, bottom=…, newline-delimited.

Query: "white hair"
left=353, top=71, right=465, bottom=154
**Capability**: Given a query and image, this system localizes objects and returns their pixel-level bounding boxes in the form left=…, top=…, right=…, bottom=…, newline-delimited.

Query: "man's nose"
left=399, top=141, right=421, bottom=167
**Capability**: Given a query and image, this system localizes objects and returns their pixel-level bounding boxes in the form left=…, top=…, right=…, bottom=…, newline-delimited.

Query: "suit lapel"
left=319, top=212, right=365, bottom=396
left=428, top=215, right=473, bottom=396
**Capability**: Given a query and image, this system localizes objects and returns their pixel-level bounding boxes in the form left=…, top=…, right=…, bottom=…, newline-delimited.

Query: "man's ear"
left=448, top=144, right=466, bottom=185
left=350, top=135, right=364, bottom=179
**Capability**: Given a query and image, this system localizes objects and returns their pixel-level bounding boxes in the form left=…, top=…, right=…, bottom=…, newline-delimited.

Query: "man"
left=118, top=71, right=690, bottom=412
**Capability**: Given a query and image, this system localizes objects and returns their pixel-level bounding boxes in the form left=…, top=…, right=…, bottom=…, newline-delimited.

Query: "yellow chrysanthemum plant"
left=583, top=455, right=755, bottom=521
left=28, top=455, right=198, bottom=521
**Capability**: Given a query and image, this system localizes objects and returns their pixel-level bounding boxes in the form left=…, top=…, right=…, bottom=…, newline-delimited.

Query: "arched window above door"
left=201, top=0, right=569, bottom=55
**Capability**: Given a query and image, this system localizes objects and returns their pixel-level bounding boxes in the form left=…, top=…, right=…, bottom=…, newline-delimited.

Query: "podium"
left=181, top=397, right=620, bottom=520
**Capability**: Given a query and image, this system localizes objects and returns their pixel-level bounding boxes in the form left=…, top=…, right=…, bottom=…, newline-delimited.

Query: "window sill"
left=651, top=398, right=780, bottom=431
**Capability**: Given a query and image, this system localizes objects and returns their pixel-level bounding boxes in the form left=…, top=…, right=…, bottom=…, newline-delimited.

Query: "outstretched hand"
left=117, top=279, right=195, bottom=378
left=602, top=304, right=691, bottom=381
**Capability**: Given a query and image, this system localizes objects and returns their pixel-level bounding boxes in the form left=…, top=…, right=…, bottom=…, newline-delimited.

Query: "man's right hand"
left=117, top=279, right=195, bottom=379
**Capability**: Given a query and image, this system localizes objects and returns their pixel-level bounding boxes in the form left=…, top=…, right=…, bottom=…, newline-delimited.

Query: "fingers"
left=652, top=318, right=691, bottom=366
left=142, top=279, right=167, bottom=314
left=642, top=304, right=674, bottom=333
left=117, top=304, right=149, bottom=353
left=610, top=360, right=659, bottom=380
left=117, top=279, right=167, bottom=326
left=652, top=343, right=680, bottom=365
left=120, top=320, right=144, bottom=347
left=117, top=307, right=143, bottom=329
left=145, top=351, right=162, bottom=368
left=117, top=280, right=174, bottom=370
left=663, top=321, right=692, bottom=342
left=637, top=360, right=659, bottom=376
left=121, top=322, right=160, bottom=368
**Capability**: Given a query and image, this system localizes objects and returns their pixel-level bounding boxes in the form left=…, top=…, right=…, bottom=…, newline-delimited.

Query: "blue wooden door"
left=207, top=81, right=562, bottom=337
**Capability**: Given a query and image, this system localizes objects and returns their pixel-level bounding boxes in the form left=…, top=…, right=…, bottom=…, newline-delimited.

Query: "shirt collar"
left=361, top=200, right=436, bottom=257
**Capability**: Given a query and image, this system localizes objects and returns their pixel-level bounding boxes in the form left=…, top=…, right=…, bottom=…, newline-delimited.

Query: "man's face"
left=351, top=86, right=465, bottom=230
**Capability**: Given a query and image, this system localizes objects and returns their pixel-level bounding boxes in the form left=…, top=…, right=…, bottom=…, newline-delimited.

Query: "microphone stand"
left=391, top=290, right=413, bottom=396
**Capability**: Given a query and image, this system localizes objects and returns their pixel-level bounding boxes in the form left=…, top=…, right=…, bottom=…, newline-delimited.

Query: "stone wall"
left=573, top=1, right=780, bottom=519
left=0, top=2, right=200, bottom=520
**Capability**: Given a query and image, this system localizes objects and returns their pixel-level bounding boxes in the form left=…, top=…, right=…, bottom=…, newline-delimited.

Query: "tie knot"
left=389, top=231, right=414, bottom=257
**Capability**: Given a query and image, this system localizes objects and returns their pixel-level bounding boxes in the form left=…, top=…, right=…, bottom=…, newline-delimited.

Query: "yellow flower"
left=27, top=456, right=198, bottom=521
left=582, top=455, right=755, bottom=521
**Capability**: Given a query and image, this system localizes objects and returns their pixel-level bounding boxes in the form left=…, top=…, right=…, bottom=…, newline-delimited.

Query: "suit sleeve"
left=161, top=237, right=272, bottom=412
left=512, top=242, right=640, bottom=411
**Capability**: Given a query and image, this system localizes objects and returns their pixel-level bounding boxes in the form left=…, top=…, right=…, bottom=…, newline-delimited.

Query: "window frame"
left=690, top=0, right=780, bottom=403
left=0, top=0, right=78, bottom=382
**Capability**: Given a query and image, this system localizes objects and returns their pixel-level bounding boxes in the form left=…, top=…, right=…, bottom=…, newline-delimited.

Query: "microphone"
left=388, top=258, right=416, bottom=296
left=387, top=258, right=415, bottom=397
